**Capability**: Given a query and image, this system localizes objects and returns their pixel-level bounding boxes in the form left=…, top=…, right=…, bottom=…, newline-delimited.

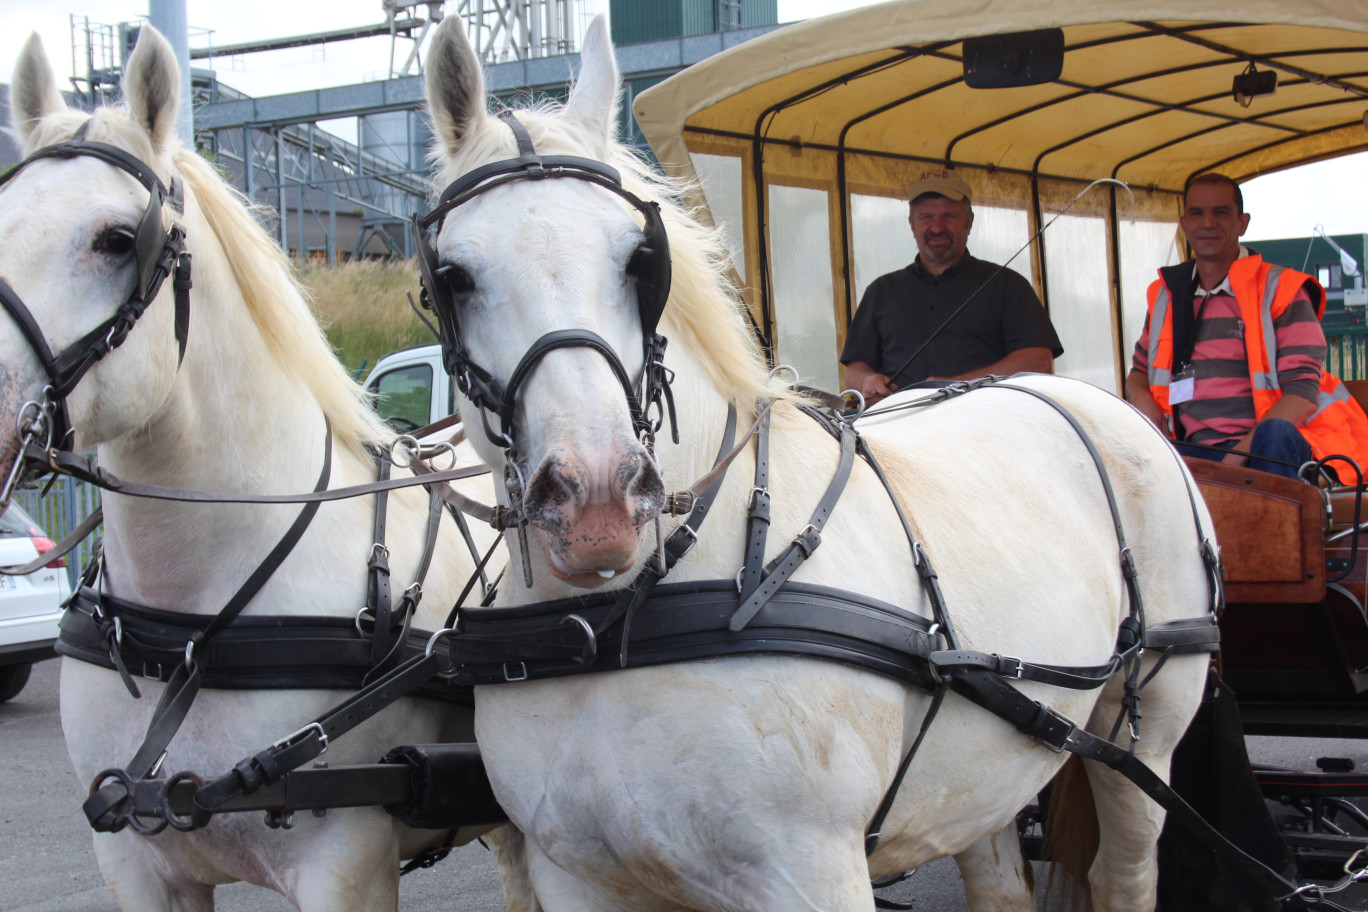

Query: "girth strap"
left=57, top=592, right=471, bottom=697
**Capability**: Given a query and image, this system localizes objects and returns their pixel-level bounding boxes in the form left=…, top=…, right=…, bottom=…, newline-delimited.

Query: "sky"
left=1, top=0, right=1365, bottom=245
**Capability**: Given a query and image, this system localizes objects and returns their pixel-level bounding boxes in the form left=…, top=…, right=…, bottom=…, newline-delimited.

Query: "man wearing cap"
left=841, top=168, right=1062, bottom=404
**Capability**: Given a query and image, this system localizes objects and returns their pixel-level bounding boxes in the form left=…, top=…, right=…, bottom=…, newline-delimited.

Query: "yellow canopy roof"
left=637, top=0, right=1368, bottom=193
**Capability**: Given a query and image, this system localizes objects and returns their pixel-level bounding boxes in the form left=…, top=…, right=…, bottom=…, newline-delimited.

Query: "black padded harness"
left=0, top=121, right=192, bottom=503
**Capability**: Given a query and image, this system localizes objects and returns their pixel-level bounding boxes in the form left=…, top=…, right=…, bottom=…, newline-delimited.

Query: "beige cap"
left=908, top=167, right=972, bottom=204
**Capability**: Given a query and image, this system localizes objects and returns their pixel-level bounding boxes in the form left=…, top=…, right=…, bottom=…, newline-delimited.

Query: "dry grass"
left=300, top=259, right=434, bottom=378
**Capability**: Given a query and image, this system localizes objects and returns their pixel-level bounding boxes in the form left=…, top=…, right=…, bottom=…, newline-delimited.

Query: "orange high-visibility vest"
left=1143, top=254, right=1368, bottom=473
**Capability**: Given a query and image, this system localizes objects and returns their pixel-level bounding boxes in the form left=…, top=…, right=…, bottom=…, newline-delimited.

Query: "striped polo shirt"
left=1131, top=261, right=1325, bottom=445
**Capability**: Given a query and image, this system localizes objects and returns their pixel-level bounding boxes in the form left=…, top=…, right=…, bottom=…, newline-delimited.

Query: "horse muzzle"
left=521, top=440, right=665, bottom=587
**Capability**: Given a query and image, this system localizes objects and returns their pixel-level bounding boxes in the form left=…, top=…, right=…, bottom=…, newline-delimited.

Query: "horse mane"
left=434, top=103, right=782, bottom=407
left=171, top=149, right=391, bottom=454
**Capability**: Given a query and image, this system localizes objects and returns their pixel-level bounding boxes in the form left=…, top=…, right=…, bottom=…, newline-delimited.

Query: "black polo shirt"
left=840, top=254, right=1062, bottom=384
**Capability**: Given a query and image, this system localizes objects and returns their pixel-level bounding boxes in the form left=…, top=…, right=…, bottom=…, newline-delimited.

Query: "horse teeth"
left=596, top=569, right=615, bottom=579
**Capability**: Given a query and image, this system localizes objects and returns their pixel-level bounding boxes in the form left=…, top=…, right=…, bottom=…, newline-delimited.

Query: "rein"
left=0, top=123, right=192, bottom=506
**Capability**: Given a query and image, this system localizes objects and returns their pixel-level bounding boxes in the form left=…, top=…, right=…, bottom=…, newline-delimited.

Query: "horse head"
left=0, top=27, right=188, bottom=489
left=422, top=16, right=670, bottom=590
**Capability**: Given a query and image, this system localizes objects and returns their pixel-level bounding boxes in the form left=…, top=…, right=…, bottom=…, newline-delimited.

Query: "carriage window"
left=1044, top=214, right=1115, bottom=393
left=369, top=364, right=432, bottom=432
left=1120, top=220, right=1181, bottom=369
left=693, top=153, right=745, bottom=279
left=768, top=184, right=839, bottom=393
left=967, top=206, right=1034, bottom=288
left=850, top=194, right=910, bottom=305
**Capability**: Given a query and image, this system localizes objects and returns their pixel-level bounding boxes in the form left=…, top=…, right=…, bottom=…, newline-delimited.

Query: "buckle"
left=270, top=721, right=328, bottom=756
left=995, top=654, right=1024, bottom=678
left=667, top=523, right=699, bottom=561
left=746, top=486, right=770, bottom=513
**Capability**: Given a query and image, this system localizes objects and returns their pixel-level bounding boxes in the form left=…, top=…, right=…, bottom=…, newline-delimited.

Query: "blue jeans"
left=1176, top=418, right=1314, bottom=480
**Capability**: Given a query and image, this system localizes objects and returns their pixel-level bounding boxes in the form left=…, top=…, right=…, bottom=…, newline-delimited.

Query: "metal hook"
left=560, top=613, right=598, bottom=664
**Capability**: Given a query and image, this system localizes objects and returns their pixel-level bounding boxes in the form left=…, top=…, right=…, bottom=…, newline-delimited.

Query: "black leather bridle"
left=411, top=112, right=676, bottom=468
left=0, top=120, right=192, bottom=505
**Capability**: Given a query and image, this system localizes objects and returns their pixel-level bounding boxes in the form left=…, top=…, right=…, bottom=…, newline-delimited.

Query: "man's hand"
left=1124, top=370, right=1168, bottom=431
left=843, top=361, right=898, bottom=405
left=1221, top=441, right=1251, bottom=467
left=860, top=373, right=898, bottom=405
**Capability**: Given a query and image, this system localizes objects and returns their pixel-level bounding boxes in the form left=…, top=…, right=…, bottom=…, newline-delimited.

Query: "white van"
left=363, top=343, right=455, bottom=432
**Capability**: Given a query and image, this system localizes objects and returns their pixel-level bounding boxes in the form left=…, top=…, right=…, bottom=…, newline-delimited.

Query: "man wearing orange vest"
left=1126, top=172, right=1368, bottom=481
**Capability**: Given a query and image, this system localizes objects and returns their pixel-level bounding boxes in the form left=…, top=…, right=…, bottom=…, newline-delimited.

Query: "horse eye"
left=94, top=226, right=137, bottom=257
left=626, top=245, right=653, bottom=279
left=438, top=264, right=476, bottom=296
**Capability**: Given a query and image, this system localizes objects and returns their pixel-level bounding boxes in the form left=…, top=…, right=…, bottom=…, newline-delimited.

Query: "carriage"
left=3, top=2, right=1368, bottom=911
left=629, top=0, right=1368, bottom=899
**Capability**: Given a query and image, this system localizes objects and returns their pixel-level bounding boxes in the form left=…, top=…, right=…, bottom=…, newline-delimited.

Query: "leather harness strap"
left=24, top=442, right=491, bottom=506
left=730, top=417, right=856, bottom=631
left=80, top=428, right=334, bottom=831
left=367, top=456, right=394, bottom=671
left=737, top=405, right=772, bottom=604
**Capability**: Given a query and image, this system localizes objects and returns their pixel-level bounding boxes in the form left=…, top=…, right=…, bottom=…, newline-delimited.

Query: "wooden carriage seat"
left=1188, top=457, right=1368, bottom=697
left=1184, top=457, right=1325, bottom=605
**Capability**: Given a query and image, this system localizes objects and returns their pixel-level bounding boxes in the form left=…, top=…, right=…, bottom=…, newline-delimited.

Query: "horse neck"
left=96, top=250, right=360, bottom=609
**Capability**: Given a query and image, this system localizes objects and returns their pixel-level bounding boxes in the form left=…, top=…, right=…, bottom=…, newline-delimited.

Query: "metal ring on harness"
left=90, top=767, right=167, bottom=835
left=390, top=435, right=421, bottom=468
left=421, top=440, right=459, bottom=471
left=839, top=388, right=866, bottom=421
left=15, top=397, right=50, bottom=443
left=160, top=770, right=207, bottom=831
left=424, top=627, right=459, bottom=677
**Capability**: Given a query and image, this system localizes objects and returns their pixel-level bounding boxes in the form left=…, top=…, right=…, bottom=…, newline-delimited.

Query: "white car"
left=365, top=343, right=454, bottom=433
left=0, top=503, right=71, bottom=702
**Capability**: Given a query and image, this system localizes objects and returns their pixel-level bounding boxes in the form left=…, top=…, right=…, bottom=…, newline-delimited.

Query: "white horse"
left=1, top=28, right=516, bottom=912
left=421, top=16, right=1215, bottom=912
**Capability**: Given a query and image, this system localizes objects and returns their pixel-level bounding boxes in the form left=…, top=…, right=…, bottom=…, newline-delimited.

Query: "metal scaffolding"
left=64, top=2, right=778, bottom=265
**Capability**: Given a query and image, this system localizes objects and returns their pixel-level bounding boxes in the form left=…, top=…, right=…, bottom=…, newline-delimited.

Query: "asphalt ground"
left=6, top=658, right=1368, bottom=911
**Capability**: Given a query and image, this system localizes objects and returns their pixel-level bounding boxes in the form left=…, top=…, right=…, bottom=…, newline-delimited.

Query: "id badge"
left=1170, top=367, right=1195, bottom=405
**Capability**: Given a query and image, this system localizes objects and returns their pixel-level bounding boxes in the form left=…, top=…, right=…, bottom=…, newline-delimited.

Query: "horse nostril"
left=524, top=457, right=583, bottom=531
left=626, top=457, right=666, bottom=524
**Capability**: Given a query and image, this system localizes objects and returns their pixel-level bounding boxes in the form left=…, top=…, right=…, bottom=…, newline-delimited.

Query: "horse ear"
left=122, top=26, right=181, bottom=153
left=10, top=34, right=68, bottom=152
left=426, top=17, right=487, bottom=156
left=564, top=15, right=620, bottom=144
